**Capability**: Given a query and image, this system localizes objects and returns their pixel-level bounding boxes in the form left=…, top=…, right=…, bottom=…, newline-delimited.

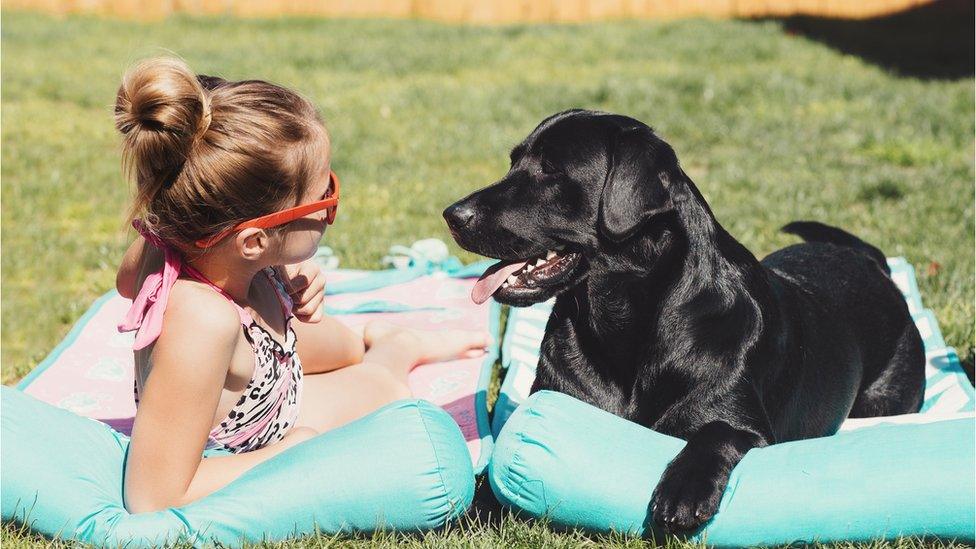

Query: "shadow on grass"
left=960, top=349, right=975, bottom=385
left=759, top=0, right=974, bottom=80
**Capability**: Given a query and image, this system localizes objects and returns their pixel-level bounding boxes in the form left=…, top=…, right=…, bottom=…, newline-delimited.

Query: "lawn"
left=1, top=9, right=973, bottom=548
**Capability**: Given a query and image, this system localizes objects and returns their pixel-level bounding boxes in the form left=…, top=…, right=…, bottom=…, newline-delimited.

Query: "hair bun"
left=114, top=57, right=211, bottom=188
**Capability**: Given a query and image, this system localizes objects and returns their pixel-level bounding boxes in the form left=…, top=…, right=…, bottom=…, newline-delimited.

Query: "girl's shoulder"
left=163, top=279, right=245, bottom=344
left=142, top=278, right=245, bottom=386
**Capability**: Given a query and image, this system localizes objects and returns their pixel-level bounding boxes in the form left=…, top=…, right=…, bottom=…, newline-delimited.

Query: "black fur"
left=444, top=110, right=925, bottom=534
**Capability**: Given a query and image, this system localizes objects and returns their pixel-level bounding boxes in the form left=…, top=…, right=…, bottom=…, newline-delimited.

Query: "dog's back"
left=762, top=221, right=925, bottom=422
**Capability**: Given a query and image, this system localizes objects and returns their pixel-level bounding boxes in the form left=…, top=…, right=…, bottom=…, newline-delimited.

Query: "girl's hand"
left=278, top=260, right=327, bottom=323
left=117, top=237, right=164, bottom=299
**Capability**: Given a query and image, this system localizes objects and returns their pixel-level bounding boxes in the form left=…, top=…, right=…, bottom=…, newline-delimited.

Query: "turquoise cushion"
left=490, top=390, right=975, bottom=546
left=1, top=386, right=474, bottom=546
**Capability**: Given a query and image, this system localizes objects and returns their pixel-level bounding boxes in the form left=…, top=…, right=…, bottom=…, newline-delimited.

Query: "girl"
left=113, top=57, right=488, bottom=513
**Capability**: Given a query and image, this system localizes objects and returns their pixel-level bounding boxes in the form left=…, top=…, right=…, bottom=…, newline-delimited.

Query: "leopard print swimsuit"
left=122, top=228, right=304, bottom=454
left=197, top=268, right=303, bottom=453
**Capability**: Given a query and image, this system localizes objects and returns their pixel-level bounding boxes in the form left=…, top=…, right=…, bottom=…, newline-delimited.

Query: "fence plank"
left=3, top=0, right=939, bottom=22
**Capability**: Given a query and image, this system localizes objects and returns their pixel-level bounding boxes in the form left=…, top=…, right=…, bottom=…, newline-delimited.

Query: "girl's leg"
left=296, top=322, right=488, bottom=433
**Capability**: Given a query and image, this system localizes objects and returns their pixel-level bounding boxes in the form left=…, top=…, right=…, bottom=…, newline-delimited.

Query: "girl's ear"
left=236, top=228, right=271, bottom=261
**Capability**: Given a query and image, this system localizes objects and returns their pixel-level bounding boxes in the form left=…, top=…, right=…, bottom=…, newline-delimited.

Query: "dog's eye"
left=540, top=159, right=560, bottom=176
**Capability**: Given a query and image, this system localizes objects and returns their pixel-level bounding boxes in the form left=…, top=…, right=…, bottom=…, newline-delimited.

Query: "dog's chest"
left=535, top=302, right=700, bottom=425
left=537, top=319, right=655, bottom=420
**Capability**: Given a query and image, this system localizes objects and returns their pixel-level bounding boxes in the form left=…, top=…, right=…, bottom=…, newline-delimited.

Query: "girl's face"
left=275, top=165, right=334, bottom=265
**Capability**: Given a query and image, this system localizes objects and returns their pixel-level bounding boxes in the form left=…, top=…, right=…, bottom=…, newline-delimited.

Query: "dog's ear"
left=598, top=127, right=675, bottom=242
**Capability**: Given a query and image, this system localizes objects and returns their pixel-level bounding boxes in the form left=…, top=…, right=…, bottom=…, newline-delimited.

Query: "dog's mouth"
left=471, top=249, right=584, bottom=305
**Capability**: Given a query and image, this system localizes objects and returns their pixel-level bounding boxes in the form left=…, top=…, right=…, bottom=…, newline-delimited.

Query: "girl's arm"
left=123, top=285, right=315, bottom=513
left=292, top=315, right=365, bottom=374
left=117, top=237, right=163, bottom=299
left=277, top=261, right=365, bottom=374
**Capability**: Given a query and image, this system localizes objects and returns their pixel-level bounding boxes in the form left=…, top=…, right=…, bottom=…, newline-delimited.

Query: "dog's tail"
left=782, top=221, right=890, bottom=275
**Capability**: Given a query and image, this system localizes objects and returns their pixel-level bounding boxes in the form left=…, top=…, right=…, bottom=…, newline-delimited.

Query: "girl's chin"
left=284, top=231, right=326, bottom=263
left=286, top=247, right=319, bottom=265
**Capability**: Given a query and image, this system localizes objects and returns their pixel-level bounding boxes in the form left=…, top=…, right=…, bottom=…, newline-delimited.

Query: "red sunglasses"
left=195, top=170, right=340, bottom=249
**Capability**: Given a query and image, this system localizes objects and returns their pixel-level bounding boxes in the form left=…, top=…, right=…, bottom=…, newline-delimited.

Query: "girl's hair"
left=114, top=57, right=329, bottom=248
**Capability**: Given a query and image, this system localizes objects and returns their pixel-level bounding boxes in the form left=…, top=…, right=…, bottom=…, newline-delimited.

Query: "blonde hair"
left=114, top=57, right=329, bottom=248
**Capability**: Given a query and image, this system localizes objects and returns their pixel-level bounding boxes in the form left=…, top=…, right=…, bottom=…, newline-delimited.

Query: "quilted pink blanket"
left=19, top=269, right=499, bottom=472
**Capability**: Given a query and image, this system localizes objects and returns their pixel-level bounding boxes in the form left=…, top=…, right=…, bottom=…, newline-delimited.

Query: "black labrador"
left=443, top=110, right=924, bottom=533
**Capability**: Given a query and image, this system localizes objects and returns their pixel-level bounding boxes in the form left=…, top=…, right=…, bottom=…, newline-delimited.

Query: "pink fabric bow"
left=118, top=221, right=183, bottom=351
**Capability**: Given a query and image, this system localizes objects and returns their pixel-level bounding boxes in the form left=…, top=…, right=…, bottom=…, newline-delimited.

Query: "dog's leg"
left=650, top=421, right=767, bottom=533
left=849, top=321, right=925, bottom=417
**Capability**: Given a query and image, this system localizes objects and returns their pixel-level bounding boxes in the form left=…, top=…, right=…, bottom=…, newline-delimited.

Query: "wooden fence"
left=3, top=0, right=936, bottom=22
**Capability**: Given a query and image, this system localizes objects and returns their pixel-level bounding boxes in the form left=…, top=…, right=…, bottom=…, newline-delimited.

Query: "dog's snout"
left=443, top=203, right=476, bottom=229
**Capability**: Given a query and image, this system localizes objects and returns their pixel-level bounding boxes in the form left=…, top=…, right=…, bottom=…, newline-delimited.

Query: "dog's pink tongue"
left=471, top=261, right=527, bottom=305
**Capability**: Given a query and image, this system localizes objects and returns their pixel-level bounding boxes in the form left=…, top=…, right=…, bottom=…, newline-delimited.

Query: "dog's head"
left=445, top=110, right=692, bottom=306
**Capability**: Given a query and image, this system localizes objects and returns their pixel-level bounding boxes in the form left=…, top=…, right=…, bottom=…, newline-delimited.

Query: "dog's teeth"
left=546, top=250, right=557, bottom=260
left=502, top=282, right=510, bottom=288
left=507, top=275, right=518, bottom=284
left=526, top=264, right=535, bottom=272
left=534, top=258, right=546, bottom=267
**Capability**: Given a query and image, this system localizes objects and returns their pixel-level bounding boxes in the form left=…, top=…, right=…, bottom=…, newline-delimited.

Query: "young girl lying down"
left=113, top=57, right=488, bottom=513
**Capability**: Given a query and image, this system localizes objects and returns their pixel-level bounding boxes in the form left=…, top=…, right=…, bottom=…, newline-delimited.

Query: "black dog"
left=444, top=110, right=925, bottom=533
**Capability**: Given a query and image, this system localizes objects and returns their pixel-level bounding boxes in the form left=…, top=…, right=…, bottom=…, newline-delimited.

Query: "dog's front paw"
left=650, top=463, right=725, bottom=533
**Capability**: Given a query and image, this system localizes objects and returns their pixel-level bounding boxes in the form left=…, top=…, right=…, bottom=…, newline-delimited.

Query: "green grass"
left=6, top=516, right=974, bottom=549
left=2, top=10, right=973, bottom=548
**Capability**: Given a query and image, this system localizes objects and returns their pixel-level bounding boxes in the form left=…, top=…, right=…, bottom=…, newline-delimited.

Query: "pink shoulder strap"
left=118, top=221, right=252, bottom=351
left=264, top=268, right=294, bottom=319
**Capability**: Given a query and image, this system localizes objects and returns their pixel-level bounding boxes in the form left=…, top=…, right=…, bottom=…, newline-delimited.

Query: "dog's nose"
left=443, top=204, right=476, bottom=229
